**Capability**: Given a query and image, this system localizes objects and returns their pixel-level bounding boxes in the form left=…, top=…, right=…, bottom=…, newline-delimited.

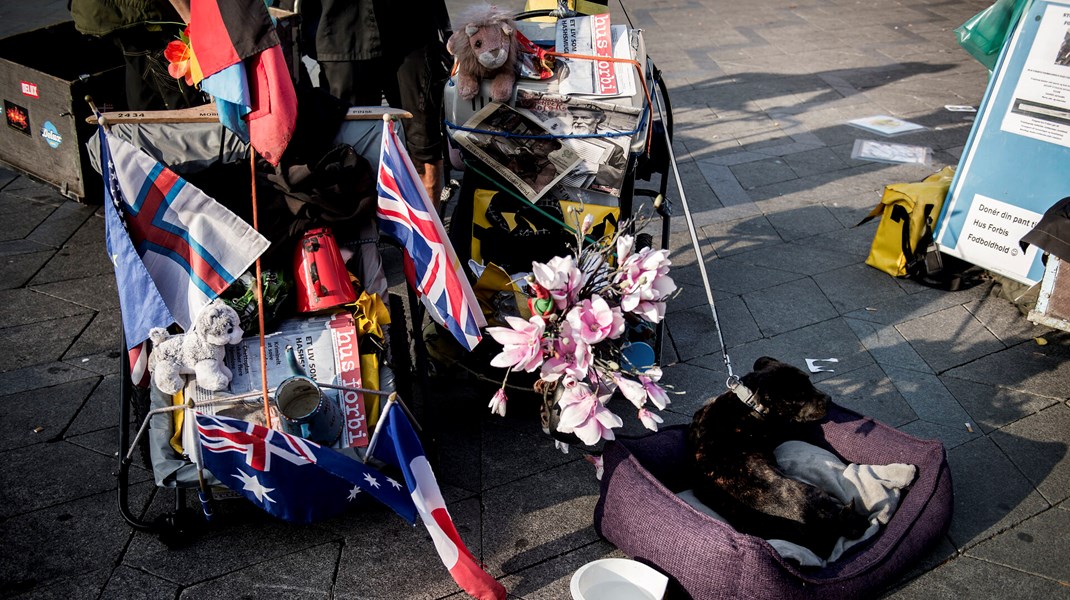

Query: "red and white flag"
left=375, top=402, right=506, bottom=600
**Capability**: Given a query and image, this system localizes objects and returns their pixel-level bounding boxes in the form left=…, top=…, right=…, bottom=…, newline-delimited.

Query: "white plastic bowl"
left=570, top=558, right=669, bottom=600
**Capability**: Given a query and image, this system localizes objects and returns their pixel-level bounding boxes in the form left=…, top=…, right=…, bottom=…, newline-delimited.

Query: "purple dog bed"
left=593, top=403, right=952, bottom=599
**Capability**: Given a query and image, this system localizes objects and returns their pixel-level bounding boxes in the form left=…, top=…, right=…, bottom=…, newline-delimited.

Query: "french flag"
left=376, top=120, right=485, bottom=351
left=374, top=402, right=506, bottom=600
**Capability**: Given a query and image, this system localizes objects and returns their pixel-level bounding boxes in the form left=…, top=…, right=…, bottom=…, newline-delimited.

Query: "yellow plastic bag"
left=860, top=166, right=955, bottom=278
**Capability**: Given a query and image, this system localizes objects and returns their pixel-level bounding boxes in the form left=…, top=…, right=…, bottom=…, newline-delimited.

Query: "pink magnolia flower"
left=614, top=237, right=677, bottom=323
left=565, top=294, right=625, bottom=345
left=556, top=379, right=622, bottom=445
left=532, top=256, right=586, bottom=309
left=638, top=408, right=664, bottom=431
left=540, top=322, right=591, bottom=382
left=488, top=388, right=508, bottom=417
left=585, top=454, right=605, bottom=480
left=581, top=213, right=595, bottom=235
left=612, top=372, right=647, bottom=408
left=640, top=366, right=671, bottom=410
left=487, top=315, right=546, bottom=372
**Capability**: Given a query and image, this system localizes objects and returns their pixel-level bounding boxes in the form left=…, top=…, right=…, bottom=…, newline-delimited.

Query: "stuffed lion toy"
left=148, top=299, right=244, bottom=395
left=447, top=3, right=518, bottom=102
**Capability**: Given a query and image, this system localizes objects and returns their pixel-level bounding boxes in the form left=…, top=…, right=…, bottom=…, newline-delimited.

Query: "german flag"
left=189, top=0, right=296, bottom=165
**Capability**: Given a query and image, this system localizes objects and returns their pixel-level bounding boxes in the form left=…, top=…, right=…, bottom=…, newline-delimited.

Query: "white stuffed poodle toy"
left=148, top=299, right=244, bottom=395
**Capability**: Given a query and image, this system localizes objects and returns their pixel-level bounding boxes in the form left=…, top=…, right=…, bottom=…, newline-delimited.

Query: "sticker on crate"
left=4, top=100, right=30, bottom=135
left=20, top=81, right=38, bottom=98
left=40, top=121, right=61, bottom=148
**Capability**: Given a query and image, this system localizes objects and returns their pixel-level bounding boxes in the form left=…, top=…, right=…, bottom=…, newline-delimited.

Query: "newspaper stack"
left=182, top=313, right=370, bottom=450
left=555, top=14, right=636, bottom=98
left=453, top=103, right=581, bottom=202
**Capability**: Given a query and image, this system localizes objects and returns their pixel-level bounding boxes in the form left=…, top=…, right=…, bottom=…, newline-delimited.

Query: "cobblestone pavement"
left=2, top=1, right=1069, bottom=598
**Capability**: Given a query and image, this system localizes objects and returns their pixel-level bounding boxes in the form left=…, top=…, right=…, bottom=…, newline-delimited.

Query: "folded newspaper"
left=514, top=89, right=640, bottom=197
left=182, top=313, right=370, bottom=450
left=555, top=13, right=636, bottom=97
left=453, top=102, right=581, bottom=202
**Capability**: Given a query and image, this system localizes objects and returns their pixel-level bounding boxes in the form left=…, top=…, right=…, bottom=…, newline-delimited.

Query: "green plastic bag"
left=955, top=0, right=1030, bottom=71
left=220, top=269, right=291, bottom=335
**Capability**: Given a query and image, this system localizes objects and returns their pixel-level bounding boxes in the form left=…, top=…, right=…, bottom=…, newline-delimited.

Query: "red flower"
left=164, top=32, right=194, bottom=86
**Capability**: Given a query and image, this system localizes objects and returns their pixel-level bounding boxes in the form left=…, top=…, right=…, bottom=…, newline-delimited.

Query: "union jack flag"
left=376, top=121, right=485, bottom=351
left=194, top=412, right=417, bottom=524
left=197, top=416, right=317, bottom=471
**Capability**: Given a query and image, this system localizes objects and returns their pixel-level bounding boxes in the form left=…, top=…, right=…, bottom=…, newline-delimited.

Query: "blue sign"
left=40, top=120, right=61, bottom=149
left=936, top=0, right=1070, bottom=284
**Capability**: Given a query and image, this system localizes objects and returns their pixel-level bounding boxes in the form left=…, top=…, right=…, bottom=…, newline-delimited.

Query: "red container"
left=293, top=227, right=357, bottom=312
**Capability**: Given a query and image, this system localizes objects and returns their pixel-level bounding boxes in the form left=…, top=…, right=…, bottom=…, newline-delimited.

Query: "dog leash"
left=649, top=82, right=762, bottom=413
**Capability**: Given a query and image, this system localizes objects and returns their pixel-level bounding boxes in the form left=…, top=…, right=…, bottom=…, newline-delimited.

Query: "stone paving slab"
left=101, top=566, right=182, bottom=600
left=0, top=439, right=123, bottom=518
left=0, top=377, right=99, bottom=452
left=742, top=277, right=839, bottom=337
left=942, top=337, right=1070, bottom=398
left=818, top=364, right=918, bottom=428
left=3, top=1, right=1069, bottom=598
left=895, top=305, right=1007, bottom=373
left=818, top=264, right=912, bottom=315
left=500, top=540, right=623, bottom=600
left=990, top=404, right=1070, bottom=506
left=9, top=567, right=112, bottom=600
left=481, top=461, right=601, bottom=577
left=180, top=542, right=339, bottom=599
left=722, top=239, right=860, bottom=277
left=1, top=313, right=95, bottom=372
left=0, top=249, right=54, bottom=290
left=697, top=317, right=874, bottom=385
left=885, top=555, right=1070, bottom=600
left=965, top=506, right=1070, bottom=585
left=1, top=483, right=152, bottom=591
left=941, top=376, right=1060, bottom=434
left=667, top=298, right=761, bottom=360
left=29, top=241, right=115, bottom=286
left=882, top=365, right=975, bottom=431
left=845, top=317, right=933, bottom=373
left=0, top=288, right=96, bottom=330
left=945, top=436, right=1052, bottom=550
left=123, top=513, right=340, bottom=586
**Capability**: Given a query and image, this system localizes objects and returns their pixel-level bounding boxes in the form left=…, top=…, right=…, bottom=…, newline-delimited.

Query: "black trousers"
left=320, top=42, right=447, bottom=168
left=114, top=26, right=203, bottom=111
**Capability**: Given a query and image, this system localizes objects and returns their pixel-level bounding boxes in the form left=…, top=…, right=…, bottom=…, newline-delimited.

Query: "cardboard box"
left=0, top=21, right=124, bottom=202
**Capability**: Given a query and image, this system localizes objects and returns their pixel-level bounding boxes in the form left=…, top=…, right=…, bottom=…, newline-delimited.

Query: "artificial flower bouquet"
left=485, top=212, right=677, bottom=446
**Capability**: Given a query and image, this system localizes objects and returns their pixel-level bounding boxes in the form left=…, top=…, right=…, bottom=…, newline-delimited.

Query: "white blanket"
left=679, top=441, right=916, bottom=567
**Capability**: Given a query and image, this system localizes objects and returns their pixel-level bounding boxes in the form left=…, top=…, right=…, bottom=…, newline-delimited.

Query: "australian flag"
left=195, top=412, right=416, bottom=524
left=195, top=403, right=506, bottom=599
left=376, top=121, right=485, bottom=351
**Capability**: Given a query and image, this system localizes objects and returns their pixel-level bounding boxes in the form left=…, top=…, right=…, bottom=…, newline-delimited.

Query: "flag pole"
left=249, top=149, right=272, bottom=428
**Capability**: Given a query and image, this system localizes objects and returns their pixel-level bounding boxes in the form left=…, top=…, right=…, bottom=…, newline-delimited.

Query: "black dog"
left=688, top=357, right=870, bottom=557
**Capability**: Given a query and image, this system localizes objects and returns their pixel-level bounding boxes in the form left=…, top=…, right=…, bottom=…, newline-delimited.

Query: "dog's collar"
left=727, top=377, right=769, bottom=417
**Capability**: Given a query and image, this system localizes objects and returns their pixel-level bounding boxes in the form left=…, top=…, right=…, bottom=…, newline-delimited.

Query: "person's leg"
left=320, top=58, right=387, bottom=107
left=115, top=26, right=199, bottom=111
left=393, top=43, right=448, bottom=208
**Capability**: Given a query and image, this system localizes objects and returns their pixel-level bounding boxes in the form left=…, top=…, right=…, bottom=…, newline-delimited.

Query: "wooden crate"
left=1029, top=257, right=1070, bottom=333
left=0, top=21, right=124, bottom=202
